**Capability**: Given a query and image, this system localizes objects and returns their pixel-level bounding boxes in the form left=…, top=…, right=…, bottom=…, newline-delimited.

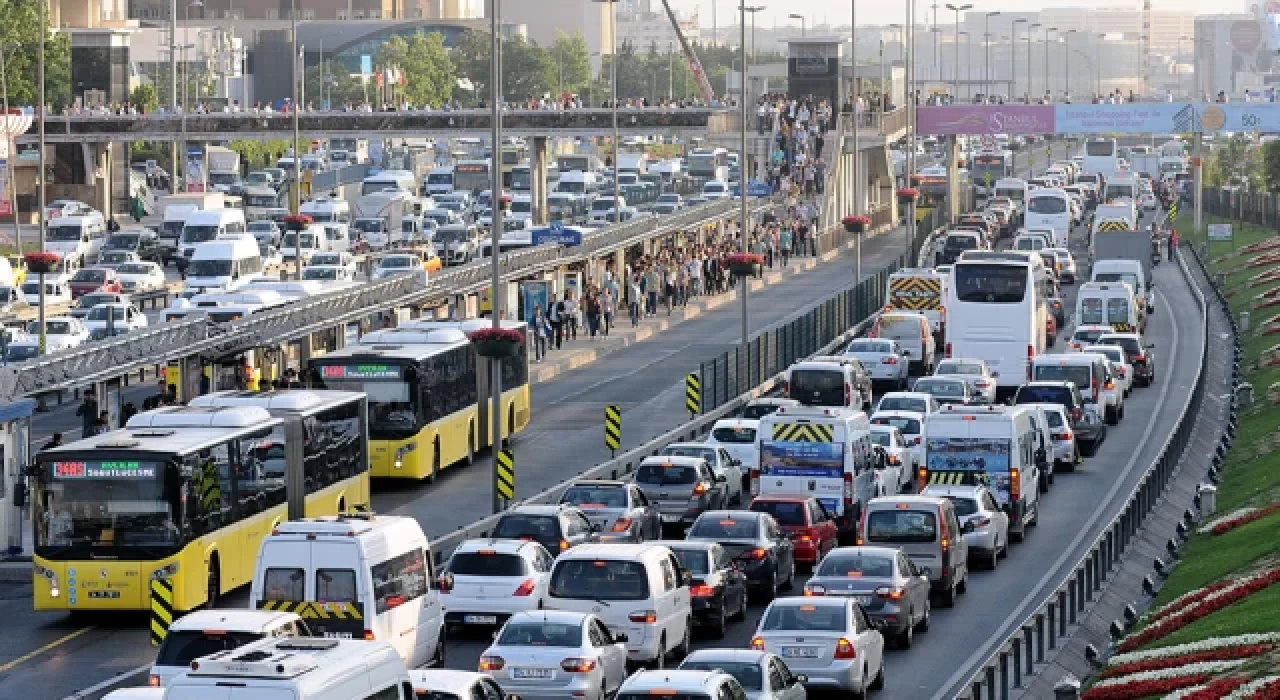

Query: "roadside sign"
left=1208, top=224, right=1233, bottom=241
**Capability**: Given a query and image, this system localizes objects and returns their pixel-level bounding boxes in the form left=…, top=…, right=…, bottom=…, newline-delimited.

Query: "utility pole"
left=1, top=44, right=21, bottom=256
left=291, top=0, right=302, bottom=280
left=489, top=0, right=505, bottom=514
left=170, top=0, right=178, bottom=187
left=739, top=1, right=749, bottom=356
left=37, top=0, right=47, bottom=356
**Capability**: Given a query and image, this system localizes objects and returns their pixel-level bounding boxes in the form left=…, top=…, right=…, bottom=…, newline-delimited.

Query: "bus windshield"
left=318, top=374, right=418, bottom=439
left=1027, top=196, right=1066, bottom=214
left=953, top=264, right=1028, bottom=303
left=35, top=459, right=181, bottom=557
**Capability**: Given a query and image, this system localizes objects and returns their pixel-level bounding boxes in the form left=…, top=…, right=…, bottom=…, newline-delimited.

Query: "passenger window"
left=189, top=442, right=234, bottom=531
left=316, top=568, right=358, bottom=602
left=659, top=559, right=677, bottom=591
left=262, top=567, right=305, bottom=601
left=371, top=548, right=429, bottom=613
left=235, top=428, right=287, bottom=513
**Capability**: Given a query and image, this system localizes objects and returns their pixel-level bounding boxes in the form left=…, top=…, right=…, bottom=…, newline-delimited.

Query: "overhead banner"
left=916, top=103, right=1280, bottom=135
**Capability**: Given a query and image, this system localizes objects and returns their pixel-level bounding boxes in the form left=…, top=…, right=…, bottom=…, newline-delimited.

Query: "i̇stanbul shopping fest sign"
left=916, top=103, right=1280, bottom=135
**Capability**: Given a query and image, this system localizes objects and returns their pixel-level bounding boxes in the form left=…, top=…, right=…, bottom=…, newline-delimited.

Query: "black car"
left=1014, top=381, right=1107, bottom=460
left=489, top=504, right=600, bottom=556
left=657, top=540, right=748, bottom=638
left=1099, top=333, right=1156, bottom=387
left=685, top=510, right=795, bottom=602
left=101, top=229, right=165, bottom=264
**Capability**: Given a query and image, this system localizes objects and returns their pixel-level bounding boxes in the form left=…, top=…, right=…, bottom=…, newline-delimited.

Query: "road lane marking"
left=933, top=264, right=1193, bottom=699
left=0, top=626, right=96, bottom=674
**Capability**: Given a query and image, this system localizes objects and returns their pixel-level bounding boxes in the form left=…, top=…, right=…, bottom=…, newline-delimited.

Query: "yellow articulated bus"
left=307, top=320, right=531, bottom=481
left=31, top=391, right=371, bottom=613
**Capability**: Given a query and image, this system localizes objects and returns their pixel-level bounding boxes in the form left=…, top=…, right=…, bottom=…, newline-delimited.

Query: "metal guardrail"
left=309, top=163, right=371, bottom=193
left=948, top=227, right=1214, bottom=700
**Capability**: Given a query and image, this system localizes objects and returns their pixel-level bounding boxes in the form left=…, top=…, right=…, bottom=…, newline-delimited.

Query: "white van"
left=424, top=166, right=455, bottom=196
left=180, top=208, right=248, bottom=259
left=921, top=404, right=1042, bottom=542
left=186, top=234, right=264, bottom=292
left=1075, top=281, right=1141, bottom=334
left=557, top=170, right=600, bottom=196
left=869, top=311, right=936, bottom=375
left=45, top=215, right=107, bottom=266
left=1031, top=352, right=1121, bottom=425
left=250, top=515, right=447, bottom=670
left=361, top=169, right=417, bottom=197
left=300, top=195, right=352, bottom=225
left=784, top=357, right=873, bottom=410
left=1024, top=188, right=1072, bottom=243
left=1091, top=259, right=1151, bottom=316
left=546, top=543, right=692, bottom=669
left=755, top=403, right=877, bottom=543
left=149, top=609, right=309, bottom=687
left=282, top=224, right=331, bottom=266
left=163, top=637, right=413, bottom=700
left=188, top=289, right=288, bottom=322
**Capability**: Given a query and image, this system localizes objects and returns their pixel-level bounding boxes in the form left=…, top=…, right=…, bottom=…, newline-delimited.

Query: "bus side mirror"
left=12, top=482, right=26, bottom=508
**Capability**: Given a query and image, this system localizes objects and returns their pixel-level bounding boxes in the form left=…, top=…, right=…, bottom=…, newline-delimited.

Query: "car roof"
left=683, top=649, right=772, bottom=664
left=869, top=424, right=901, bottom=434
left=651, top=539, right=716, bottom=552
left=867, top=494, right=948, bottom=509
left=746, top=398, right=798, bottom=407
left=871, top=410, right=926, bottom=420
left=922, top=484, right=987, bottom=499
left=166, top=609, right=301, bottom=633
left=1073, top=325, right=1113, bottom=333
left=453, top=538, right=541, bottom=555
left=1098, top=332, right=1142, bottom=340
left=823, top=545, right=901, bottom=558
left=623, top=670, right=730, bottom=692
left=506, top=504, right=573, bottom=516
left=1023, top=380, right=1075, bottom=389
left=505, top=609, right=592, bottom=627
left=880, top=391, right=932, bottom=400
left=565, top=479, right=629, bottom=488
left=409, top=670, right=494, bottom=695
left=711, top=418, right=759, bottom=428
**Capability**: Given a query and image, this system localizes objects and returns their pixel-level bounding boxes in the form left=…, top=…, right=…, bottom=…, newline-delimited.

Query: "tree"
left=303, top=65, right=366, bottom=107
left=146, top=63, right=215, bottom=109
left=130, top=82, right=157, bottom=113
left=450, top=29, right=491, bottom=95
left=549, top=32, right=591, bottom=95
left=1206, top=133, right=1251, bottom=188
left=0, top=0, right=71, bottom=108
left=502, top=36, right=555, bottom=101
left=376, top=32, right=456, bottom=107
left=1262, top=141, right=1280, bottom=193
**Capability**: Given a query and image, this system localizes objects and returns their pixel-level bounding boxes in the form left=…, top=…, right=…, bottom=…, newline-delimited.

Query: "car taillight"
left=610, top=517, right=633, bottom=533
left=1092, top=378, right=1099, bottom=401
left=1028, top=344, right=1036, bottom=361
left=804, top=584, right=826, bottom=596
left=690, top=584, right=717, bottom=597
left=975, top=379, right=991, bottom=388
left=513, top=578, right=537, bottom=596
left=843, top=472, right=854, bottom=505
left=751, top=636, right=765, bottom=650
left=844, top=384, right=853, bottom=406
left=1055, top=430, right=1073, bottom=440
left=364, top=629, right=375, bottom=640
left=559, top=539, right=570, bottom=551
left=750, top=468, right=760, bottom=497
left=479, top=655, right=506, bottom=671
left=693, top=482, right=709, bottom=496
left=1010, top=468, right=1021, bottom=502
left=1104, top=380, right=1115, bottom=390
left=882, top=356, right=898, bottom=365
left=834, top=638, right=858, bottom=659
left=874, top=586, right=906, bottom=601
left=148, top=675, right=160, bottom=687
left=1072, top=406, right=1082, bottom=421
left=945, top=342, right=952, bottom=358
left=782, top=380, right=789, bottom=396
left=1133, top=354, right=1146, bottom=362
left=561, top=657, right=597, bottom=673
left=886, top=454, right=900, bottom=465
left=629, top=609, right=658, bottom=624
left=749, top=547, right=768, bottom=560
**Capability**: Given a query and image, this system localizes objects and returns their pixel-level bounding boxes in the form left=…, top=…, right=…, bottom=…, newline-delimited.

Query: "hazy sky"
left=674, top=0, right=1249, bottom=30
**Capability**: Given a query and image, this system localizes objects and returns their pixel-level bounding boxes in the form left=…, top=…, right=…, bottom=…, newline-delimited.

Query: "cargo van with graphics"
left=884, top=268, right=947, bottom=337
left=250, top=514, right=447, bottom=670
left=754, top=405, right=877, bottom=543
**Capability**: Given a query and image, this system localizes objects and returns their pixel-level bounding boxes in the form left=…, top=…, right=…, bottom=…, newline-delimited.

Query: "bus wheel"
left=206, top=555, right=221, bottom=608
left=505, top=408, right=515, bottom=448
left=465, top=425, right=475, bottom=466
left=425, top=440, right=439, bottom=484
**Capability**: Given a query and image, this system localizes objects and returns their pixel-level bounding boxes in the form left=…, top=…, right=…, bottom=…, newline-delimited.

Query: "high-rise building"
left=499, top=0, right=613, bottom=72
left=1036, top=6, right=1195, bottom=49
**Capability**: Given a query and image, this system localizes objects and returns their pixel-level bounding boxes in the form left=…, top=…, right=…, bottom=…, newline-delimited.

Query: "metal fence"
left=950, top=225, right=1217, bottom=700
left=309, top=163, right=371, bottom=193
left=698, top=208, right=941, bottom=411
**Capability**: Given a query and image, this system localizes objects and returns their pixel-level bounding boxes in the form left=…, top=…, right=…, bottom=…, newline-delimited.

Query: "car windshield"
left=310, top=254, right=340, bottom=266
left=847, top=340, right=894, bottom=354
left=188, top=260, right=232, bottom=277
left=760, top=603, right=847, bottom=632
left=182, top=225, right=220, bottom=243
left=865, top=509, right=938, bottom=543
left=870, top=415, right=922, bottom=435
left=560, top=486, right=628, bottom=508
left=954, top=263, right=1028, bottom=303
left=438, top=228, right=470, bottom=242
left=636, top=463, right=699, bottom=484
left=1088, top=347, right=1125, bottom=364
left=941, top=496, right=981, bottom=516
left=936, top=362, right=983, bottom=376
left=448, top=552, right=527, bottom=577
left=86, top=306, right=127, bottom=320
left=380, top=257, right=414, bottom=268
left=155, top=630, right=265, bottom=667
left=1033, top=364, right=1093, bottom=390
left=302, top=268, right=338, bottom=280
left=1101, top=336, right=1143, bottom=356
left=1095, top=272, right=1141, bottom=291
left=816, top=553, right=895, bottom=578
left=1072, top=328, right=1107, bottom=345
left=1027, top=196, right=1066, bottom=214
left=495, top=621, right=583, bottom=647
left=47, top=225, right=84, bottom=241
left=1016, top=386, right=1073, bottom=405
left=876, top=397, right=927, bottom=413
left=669, top=548, right=711, bottom=576
left=916, top=380, right=965, bottom=397
left=869, top=431, right=894, bottom=447
left=689, top=516, right=758, bottom=540
left=662, top=446, right=717, bottom=464
left=710, top=426, right=756, bottom=444
left=1080, top=298, right=1104, bottom=325
left=492, top=514, right=560, bottom=540
left=741, top=403, right=786, bottom=420
left=679, top=661, right=764, bottom=691
left=118, top=264, right=153, bottom=275
left=76, top=295, right=112, bottom=308
left=73, top=269, right=106, bottom=283
left=6, top=345, right=39, bottom=362
left=749, top=499, right=807, bottom=526
left=106, top=234, right=139, bottom=249
left=789, top=369, right=847, bottom=406
left=548, top=559, right=649, bottom=600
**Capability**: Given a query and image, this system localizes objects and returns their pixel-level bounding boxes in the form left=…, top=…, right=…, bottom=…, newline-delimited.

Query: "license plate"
left=87, top=590, right=121, bottom=599
left=853, top=595, right=872, bottom=606
left=513, top=668, right=554, bottom=679
left=464, top=615, right=498, bottom=625
left=662, top=514, right=682, bottom=523
left=781, top=646, right=819, bottom=658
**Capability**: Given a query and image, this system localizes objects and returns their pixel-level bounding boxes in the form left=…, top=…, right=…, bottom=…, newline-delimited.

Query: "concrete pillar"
left=531, top=136, right=550, bottom=225
left=945, top=135, right=960, bottom=223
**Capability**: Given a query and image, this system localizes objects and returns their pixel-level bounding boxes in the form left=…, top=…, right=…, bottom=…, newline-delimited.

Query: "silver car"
left=933, top=358, right=998, bottom=404
left=921, top=484, right=1009, bottom=570
left=868, top=425, right=915, bottom=495
left=802, top=545, right=932, bottom=649
left=480, top=610, right=629, bottom=700
left=558, top=480, right=662, bottom=542
left=661, top=443, right=746, bottom=505
left=679, top=649, right=808, bottom=700
left=843, top=338, right=909, bottom=390
left=751, top=597, right=885, bottom=696
left=1022, top=402, right=1078, bottom=470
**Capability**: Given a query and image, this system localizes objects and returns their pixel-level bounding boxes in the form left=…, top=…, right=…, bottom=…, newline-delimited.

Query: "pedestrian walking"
left=1169, top=228, right=1179, bottom=259
left=629, top=274, right=642, bottom=326
left=780, top=226, right=793, bottom=266
left=76, top=394, right=98, bottom=437
left=602, top=287, right=615, bottom=336
left=547, top=296, right=565, bottom=349
left=585, top=290, right=602, bottom=338
left=532, top=306, right=549, bottom=361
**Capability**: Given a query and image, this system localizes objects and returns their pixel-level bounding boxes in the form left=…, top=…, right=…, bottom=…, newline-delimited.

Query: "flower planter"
left=473, top=339, right=522, bottom=358
left=23, top=253, right=60, bottom=275
left=842, top=216, right=871, bottom=234
left=728, top=262, right=761, bottom=277
left=283, top=214, right=313, bottom=232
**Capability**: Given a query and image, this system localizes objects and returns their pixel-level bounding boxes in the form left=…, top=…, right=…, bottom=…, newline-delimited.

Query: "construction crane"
left=657, top=0, right=717, bottom=102
left=1140, top=0, right=1151, bottom=97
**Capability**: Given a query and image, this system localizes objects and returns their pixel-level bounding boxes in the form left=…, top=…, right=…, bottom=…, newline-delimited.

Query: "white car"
left=1022, top=402, right=1079, bottom=470
left=751, top=596, right=885, bottom=696
left=1066, top=324, right=1112, bottom=352
left=443, top=539, right=554, bottom=629
left=116, top=261, right=166, bottom=293
left=1085, top=344, right=1134, bottom=397
left=21, top=278, right=71, bottom=306
left=95, top=249, right=141, bottom=270
left=921, top=484, right=1010, bottom=570
left=705, top=419, right=761, bottom=471
left=679, top=649, right=810, bottom=700
left=869, top=410, right=927, bottom=474
left=26, top=316, right=90, bottom=351
left=301, top=265, right=357, bottom=283
left=259, top=243, right=283, bottom=268
left=873, top=391, right=940, bottom=415
left=479, top=611, right=630, bottom=700
left=148, top=609, right=308, bottom=687
left=0, top=286, right=26, bottom=313
left=869, top=425, right=915, bottom=495
left=933, top=357, right=998, bottom=404
left=408, top=671, right=512, bottom=700
left=307, top=251, right=358, bottom=275
left=843, top=338, right=909, bottom=390
left=84, top=302, right=148, bottom=338
left=373, top=253, right=428, bottom=284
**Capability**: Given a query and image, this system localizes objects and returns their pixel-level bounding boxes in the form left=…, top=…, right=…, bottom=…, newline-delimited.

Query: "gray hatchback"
left=633, top=456, right=729, bottom=531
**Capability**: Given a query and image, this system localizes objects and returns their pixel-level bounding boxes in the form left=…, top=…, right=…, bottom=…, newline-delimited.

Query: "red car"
left=748, top=495, right=840, bottom=568
left=68, top=267, right=121, bottom=299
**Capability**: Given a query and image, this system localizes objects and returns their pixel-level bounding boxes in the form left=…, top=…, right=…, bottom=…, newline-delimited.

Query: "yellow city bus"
left=31, top=391, right=371, bottom=612
left=307, top=320, right=531, bottom=481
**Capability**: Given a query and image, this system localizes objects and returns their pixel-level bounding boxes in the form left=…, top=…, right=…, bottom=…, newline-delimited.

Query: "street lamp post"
left=960, top=32, right=970, bottom=98
left=290, top=0, right=301, bottom=280
left=739, top=1, right=750, bottom=355
left=788, top=13, right=806, bottom=37
left=1012, top=19, right=1026, bottom=100
left=489, top=0, right=505, bottom=514
left=1064, top=29, right=1076, bottom=100
left=745, top=6, right=765, bottom=63
left=983, top=11, right=1000, bottom=100
left=1044, top=27, right=1057, bottom=102
left=1027, top=23, right=1039, bottom=100
left=945, top=3, right=973, bottom=98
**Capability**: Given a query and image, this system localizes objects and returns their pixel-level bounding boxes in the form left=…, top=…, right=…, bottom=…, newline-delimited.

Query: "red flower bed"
left=1211, top=503, right=1280, bottom=536
left=1101, top=646, right=1275, bottom=679
left=1082, top=674, right=1211, bottom=700
left=1180, top=676, right=1251, bottom=700
left=1119, top=569, right=1280, bottom=652
left=1146, top=582, right=1234, bottom=624
left=1251, top=677, right=1280, bottom=699
left=468, top=327, right=523, bottom=344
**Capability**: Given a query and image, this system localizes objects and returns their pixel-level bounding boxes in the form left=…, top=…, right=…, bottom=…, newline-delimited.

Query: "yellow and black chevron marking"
left=926, top=471, right=975, bottom=485
left=257, top=599, right=364, bottom=620
left=258, top=599, right=313, bottom=616
left=604, top=405, right=621, bottom=451
left=1096, top=219, right=1132, bottom=233
left=685, top=373, right=701, bottom=415
left=889, top=277, right=942, bottom=310
left=1111, top=322, right=1134, bottom=333
left=496, top=449, right=515, bottom=500
left=150, top=578, right=174, bottom=647
left=771, top=423, right=835, bottom=442
left=1168, top=202, right=1179, bottom=220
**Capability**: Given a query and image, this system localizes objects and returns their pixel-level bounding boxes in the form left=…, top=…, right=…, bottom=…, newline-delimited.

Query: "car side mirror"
left=613, top=633, right=629, bottom=643
left=962, top=521, right=976, bottom=534
left=681, top=570, right=693, bottom=586
left=433, top=572, right=454, bottom=592
left=795, top=675, right=809, bottom=684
